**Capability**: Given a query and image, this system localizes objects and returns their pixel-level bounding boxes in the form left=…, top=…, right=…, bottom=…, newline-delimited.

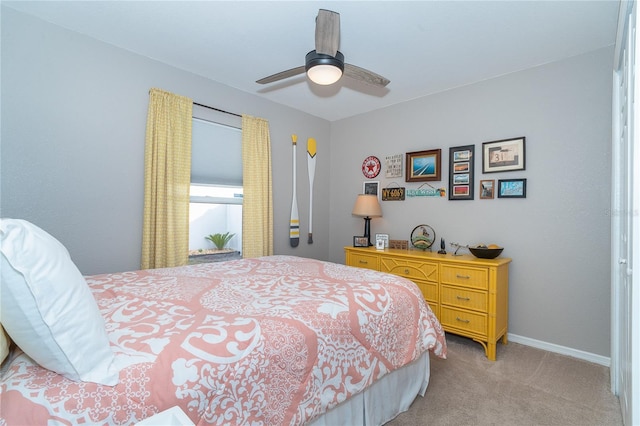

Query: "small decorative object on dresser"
left=410, top=224, right=436, bottom=250
left=469, top=244, right=504, bottom=259
left=389, top=239, right=409, bottom=249
left=438, top=237, right=447, bottom=254
left=375, top=233, right=389, bottom=248
left=353, top=236, right=369, bottom=247
left=345, top=246, right=511, bottom=360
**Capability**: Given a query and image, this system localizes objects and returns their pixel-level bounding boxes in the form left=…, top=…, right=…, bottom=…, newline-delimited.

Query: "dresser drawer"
left=413, top=279, right=438, bottom=303
left=440, top=285, right=487, bottom=312
left=440, top=264, right=488, bottom=290
left=440, top=306, right=487, bottom=337
left=380, top=257, right=438, bottom=282
left=348, top=252, right=379, bottom=270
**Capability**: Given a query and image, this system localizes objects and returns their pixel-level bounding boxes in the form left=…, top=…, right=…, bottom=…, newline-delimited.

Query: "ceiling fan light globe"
left=307, top=65, right=343, bottom=85
left=305, top=50, right=344, bottom=85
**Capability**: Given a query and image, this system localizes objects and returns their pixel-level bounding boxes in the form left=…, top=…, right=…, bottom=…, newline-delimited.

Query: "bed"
left=0, top=219, right=446, bottom=425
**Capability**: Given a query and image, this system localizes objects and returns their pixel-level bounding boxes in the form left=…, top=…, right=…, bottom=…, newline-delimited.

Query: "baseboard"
left=507, top=333, right=611, bottom=367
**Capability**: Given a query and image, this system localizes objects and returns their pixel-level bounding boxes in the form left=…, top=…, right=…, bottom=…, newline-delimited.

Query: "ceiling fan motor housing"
left=305, top=50, right=345, bottom=72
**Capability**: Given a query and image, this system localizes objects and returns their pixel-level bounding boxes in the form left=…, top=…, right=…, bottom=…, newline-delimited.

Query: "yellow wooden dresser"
left=345, top=246, right=511, bottom=361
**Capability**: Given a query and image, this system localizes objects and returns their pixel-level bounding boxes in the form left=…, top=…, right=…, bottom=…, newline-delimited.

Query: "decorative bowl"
left=468, top=246, right=504, bottom=259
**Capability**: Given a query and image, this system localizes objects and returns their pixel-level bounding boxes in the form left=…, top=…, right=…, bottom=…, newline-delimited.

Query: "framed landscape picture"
left=406, top=149, right=441, bottom=182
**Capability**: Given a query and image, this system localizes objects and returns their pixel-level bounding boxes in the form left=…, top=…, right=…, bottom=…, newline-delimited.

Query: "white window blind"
left=191, top=118, right=242, bottom=185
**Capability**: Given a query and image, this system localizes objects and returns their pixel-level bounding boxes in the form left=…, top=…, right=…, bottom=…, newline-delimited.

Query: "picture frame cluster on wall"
left=369, top=136, right=526, bottom=205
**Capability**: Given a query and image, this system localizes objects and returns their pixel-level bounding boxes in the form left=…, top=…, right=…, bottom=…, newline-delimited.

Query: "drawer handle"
left=358, top=260, right=368, bottom=264
left=456, top=316, right=470, bottom=323
left=404, top=268, right=410, bottom=274
left=456, top=274, right=471, bottom=279
left=456, top=295, right=471, bottom=301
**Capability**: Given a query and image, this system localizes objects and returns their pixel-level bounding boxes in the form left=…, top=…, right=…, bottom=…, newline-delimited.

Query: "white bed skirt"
left=309, top=351, right=431, bottom=426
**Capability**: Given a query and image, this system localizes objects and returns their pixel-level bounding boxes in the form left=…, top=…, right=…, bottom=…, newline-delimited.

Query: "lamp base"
left=363, top=216, right=373, bottom=246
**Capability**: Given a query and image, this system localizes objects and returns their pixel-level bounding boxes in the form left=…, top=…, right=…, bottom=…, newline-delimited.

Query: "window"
left=189, top=116, right=242, bottom=254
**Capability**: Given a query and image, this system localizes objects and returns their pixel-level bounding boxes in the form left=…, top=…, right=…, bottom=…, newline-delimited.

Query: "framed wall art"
left=363, top=181, right=380, bottom=198
left=448, top=145, right=474, bottom=200
left=497, top=178, right=527, bottom=198
left=406, top=149, right=441, bottom=182
left=385, top=154, right=403, bottom=178
left=482, top=137, right=526, bottom=173
left=480, top=179, right=495, bottom=199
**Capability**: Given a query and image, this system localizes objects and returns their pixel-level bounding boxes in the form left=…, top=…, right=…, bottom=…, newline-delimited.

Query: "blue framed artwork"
left=498, top=178, right=527, bottom=198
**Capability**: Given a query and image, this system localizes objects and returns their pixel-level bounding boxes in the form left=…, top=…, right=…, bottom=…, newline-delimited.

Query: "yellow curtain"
left=141, top=88, right=193, bottom=269
left=241, top=115, right=273, bottom=258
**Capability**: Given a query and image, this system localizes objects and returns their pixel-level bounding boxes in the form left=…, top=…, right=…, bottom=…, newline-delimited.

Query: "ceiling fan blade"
left=344, top=63, right=390, bottom=87
left=315, top=9, right=340, bottom=56
left=256, top=66, right=306, bottom=84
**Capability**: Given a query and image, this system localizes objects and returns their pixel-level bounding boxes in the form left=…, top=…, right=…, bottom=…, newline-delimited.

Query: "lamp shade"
left=352, top=194, right=382, bottom=218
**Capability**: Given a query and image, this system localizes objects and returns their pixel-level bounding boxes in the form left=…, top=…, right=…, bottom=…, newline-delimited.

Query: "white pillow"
left=0, top=218, right=119, bottom=385
left=0, top=323, right=9, bottom=364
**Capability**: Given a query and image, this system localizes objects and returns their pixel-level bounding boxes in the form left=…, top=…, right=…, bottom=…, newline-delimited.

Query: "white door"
left=612, top=2, right=639, bottom=425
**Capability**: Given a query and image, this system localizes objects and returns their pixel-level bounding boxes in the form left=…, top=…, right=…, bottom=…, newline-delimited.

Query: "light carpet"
left=388, top=333, right=622, bottom=425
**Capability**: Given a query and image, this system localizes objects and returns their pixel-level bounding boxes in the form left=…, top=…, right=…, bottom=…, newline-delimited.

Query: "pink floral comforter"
left=1, top=255, right=446, bottom=425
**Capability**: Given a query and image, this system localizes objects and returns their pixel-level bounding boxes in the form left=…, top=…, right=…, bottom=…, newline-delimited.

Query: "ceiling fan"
left=256, top=9, right=390, bottom=88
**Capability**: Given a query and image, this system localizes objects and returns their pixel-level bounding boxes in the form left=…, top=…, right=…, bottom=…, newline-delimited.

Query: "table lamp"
left=351, top=194, right=383, bottom=246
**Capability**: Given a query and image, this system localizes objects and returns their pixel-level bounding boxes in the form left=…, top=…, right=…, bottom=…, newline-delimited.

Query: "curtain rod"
left=193, top=102, right=242, bottom=118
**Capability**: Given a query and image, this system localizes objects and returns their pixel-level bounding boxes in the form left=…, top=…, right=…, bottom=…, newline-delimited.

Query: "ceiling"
left=4, top=1, right=620, bottom=122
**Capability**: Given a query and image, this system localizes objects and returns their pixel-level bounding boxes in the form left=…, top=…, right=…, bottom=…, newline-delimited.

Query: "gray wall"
left=1, top=7, right=331, bottom=274
left=2, top=7, right=613, bottom=357
left=329, top=47, right=613, bottom=357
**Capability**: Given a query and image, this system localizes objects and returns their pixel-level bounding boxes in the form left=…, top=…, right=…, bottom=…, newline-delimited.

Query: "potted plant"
left=205, top=232, right=235, bottom=250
